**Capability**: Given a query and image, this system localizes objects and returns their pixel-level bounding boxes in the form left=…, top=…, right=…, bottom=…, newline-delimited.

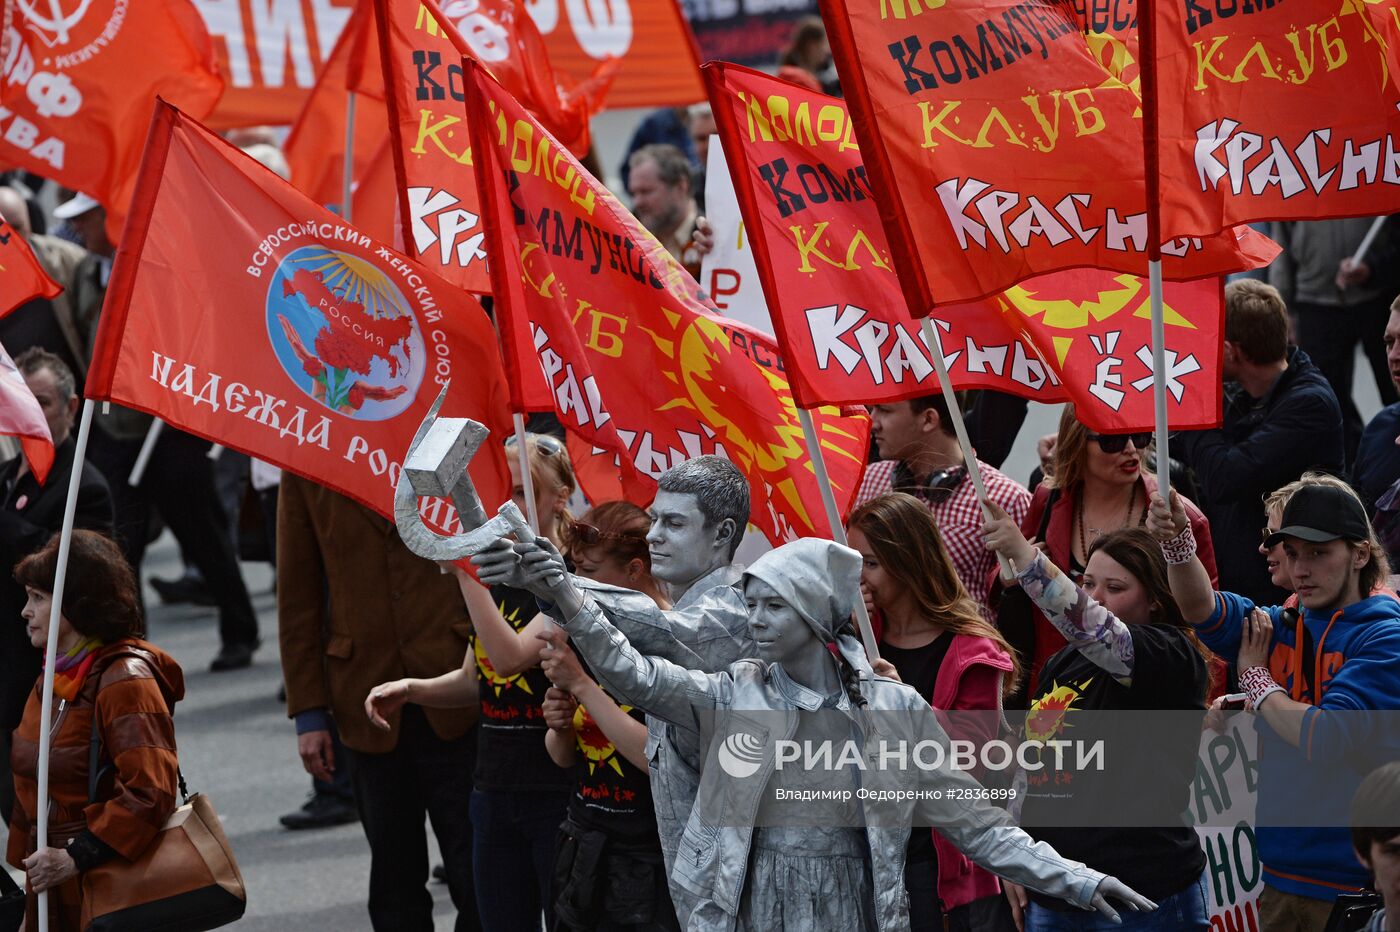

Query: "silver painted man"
left=477, top=455, right=752, bottom=924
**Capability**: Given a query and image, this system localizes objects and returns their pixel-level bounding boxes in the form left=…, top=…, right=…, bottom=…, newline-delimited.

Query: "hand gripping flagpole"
left=917, top=317, right=1016, bottom=580
left=1140, top=0, right=1174, bottom=497
left=34, top=398, right=96, bottom=932
left=797, top=407, right=880, bottom=662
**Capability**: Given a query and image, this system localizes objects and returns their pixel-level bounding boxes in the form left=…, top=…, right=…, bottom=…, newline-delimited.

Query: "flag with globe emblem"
left=86, top=101, right=513, bottom=525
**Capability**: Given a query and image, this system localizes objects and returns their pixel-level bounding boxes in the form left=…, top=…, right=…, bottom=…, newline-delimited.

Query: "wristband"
left=1159, top=524, right=1197, bottom=566
left=1240, top=665, right=1285, bottom=710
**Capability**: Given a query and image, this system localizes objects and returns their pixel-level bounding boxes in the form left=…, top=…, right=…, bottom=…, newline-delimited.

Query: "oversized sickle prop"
left=394, top=383, right=533, bottom=560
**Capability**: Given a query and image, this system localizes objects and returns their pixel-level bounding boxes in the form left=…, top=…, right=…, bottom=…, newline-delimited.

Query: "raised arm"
left=538, top=632, right=649, bottom=770
left=982, top=501, right=1134, bottom=681
left=471, top=537, right=723, bottom=670
left=1146, top=491, right=1217, bottom=625
left=446, top=563, right=551, bottom=677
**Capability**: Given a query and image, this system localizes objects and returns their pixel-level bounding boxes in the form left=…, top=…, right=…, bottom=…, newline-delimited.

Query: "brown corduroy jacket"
left=277, top=472, right=477, bottom=753
left=7, top=640, right=183, bottom=932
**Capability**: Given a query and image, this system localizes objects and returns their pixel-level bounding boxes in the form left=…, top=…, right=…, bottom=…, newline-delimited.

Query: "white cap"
left=53, top=192, right=100, bottom=220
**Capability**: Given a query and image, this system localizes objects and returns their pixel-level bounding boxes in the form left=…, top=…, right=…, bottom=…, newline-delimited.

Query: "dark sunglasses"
left=568, top=520, right=646, bottom=547
left=1086, top=432, right=1152, bottom=454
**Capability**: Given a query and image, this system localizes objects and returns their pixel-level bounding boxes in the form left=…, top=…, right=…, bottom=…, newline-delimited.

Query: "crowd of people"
left=3, top=40, right=1400, bottom=932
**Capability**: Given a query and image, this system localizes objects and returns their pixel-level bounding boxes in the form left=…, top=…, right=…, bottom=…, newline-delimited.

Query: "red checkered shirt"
left=854, top=458, right=1031, bottom=615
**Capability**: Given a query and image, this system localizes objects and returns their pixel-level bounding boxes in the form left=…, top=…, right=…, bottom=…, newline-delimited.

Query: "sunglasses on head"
left=568, top=520, right=645, bottom=547
left=505, top=433, right=564, bottom=456
left=1086, top=432, right=1152, bottom=454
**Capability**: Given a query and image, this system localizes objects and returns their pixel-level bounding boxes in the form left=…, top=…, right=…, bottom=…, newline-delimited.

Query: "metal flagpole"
left=1351, top=215, right=1386, bottom=266
left=34, top=399, right=96, bottom=932
left=512, top=413, right=541, bottom=535
left=127, top=417, right=163, bottom=486
left=1148, top=260, right=1172, bottom=494
left=917, top=317, right=1014, bottom=579
left=342, top=91, right=357, bottom=224
left=797, top=407, right=880, bottom=661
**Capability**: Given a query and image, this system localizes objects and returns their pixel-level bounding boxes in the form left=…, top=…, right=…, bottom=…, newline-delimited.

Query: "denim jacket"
left=560, top=596, right=1106, bottom=931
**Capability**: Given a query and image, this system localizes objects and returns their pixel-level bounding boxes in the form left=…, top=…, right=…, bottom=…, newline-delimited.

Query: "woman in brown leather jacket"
left=6, top=529, right=183, bottom=931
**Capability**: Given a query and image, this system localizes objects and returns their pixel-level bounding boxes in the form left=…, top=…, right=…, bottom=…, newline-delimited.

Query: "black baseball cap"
left=1265, top=484, right=1370, bottom=548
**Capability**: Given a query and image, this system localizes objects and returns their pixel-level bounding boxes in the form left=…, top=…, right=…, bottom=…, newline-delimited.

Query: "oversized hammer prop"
left=394, top=384, right=534, bottom=561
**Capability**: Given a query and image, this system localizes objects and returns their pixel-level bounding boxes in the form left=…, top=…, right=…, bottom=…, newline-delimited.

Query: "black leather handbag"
left=0, top=865, right=24, bottom=932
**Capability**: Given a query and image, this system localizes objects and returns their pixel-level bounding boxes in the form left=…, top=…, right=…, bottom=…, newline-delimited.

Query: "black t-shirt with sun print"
left=1020, top=623, right=1208, bottom=909
left=473, top=583, right=572, bottom=792
left=564, top=684, right=658, bottom=840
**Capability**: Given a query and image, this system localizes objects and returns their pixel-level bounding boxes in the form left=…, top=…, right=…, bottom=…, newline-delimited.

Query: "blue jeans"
left=1025, top=869, right=1209, bottom=931
left=470, top=788, right=570, bottom=932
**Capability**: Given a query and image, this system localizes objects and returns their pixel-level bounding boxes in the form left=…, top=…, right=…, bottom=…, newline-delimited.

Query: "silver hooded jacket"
left=559, top=549, right=1106, bottom=932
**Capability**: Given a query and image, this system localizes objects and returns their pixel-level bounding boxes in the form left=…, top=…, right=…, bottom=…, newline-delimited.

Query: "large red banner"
left=0, top=1, right=224, bottom=242
left=283, top=1, right=395, bottom=243
left=817, top=0, right=1276, bottom=309
left=1147, top=0, right=1400, bottom=238
left=465, top=62, right=873, bottom=542
left=373, top=0, right=613, bottom=303
left=706, top=62, right=1224, bottom=432
left=194, top=0, right=356, bottom=129
left=88, top=102, right=513, bottom=526
left=530, top=0, right=704, bottom=108
left=0, top=217, right=60, bottom=315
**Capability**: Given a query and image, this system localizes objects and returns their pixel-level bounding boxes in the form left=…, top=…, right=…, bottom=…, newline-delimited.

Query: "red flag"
left=465, top=60, right=873, bottom=542
left=195, top=0, right=356, bottom=129
left=0, top=217, right=61, bottom=315
left=373, top=0, right=615, bottom=300
left=0, top=339, right=52, bottom=484
left=284, top=2, right=395, bottom=243
left=531, top=0, right=704, bottom=108
left=0, top=0, right=223, bottom=243
left=705, top=62, right=1223, bottom=432
left=1145, top=0, right=1400, bottom=238
left=87, top=102, right=513, bottom=525
left=817, top=0, right=1277, bottom=308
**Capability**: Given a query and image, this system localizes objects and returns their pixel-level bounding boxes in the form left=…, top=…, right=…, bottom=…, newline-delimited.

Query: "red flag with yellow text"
left=706, top=61, right=1223, bottom=432
left=0, top=217, right=61, bottom=314
left=464, top=61, right=873, bottom=542
left=531, top=0, right=703, bottom=108
left=284, top=1, right=395, bottom=243
left=817, top=0, right=1276, bottom=308
left=373, top=0, right=614, bottom=301
left=0, top=0, right=223, bottom=243
left=87, top=102, right=512, bottom=525
left=1146, top=0, right=1400, bottom=237
left=195, top=0, right=356, bottom=129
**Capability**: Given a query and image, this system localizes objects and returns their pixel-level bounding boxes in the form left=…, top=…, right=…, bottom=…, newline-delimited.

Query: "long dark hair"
left=1087, top=527, right=1215, bottom=690
left=849, top=493, right=1022, bottom=695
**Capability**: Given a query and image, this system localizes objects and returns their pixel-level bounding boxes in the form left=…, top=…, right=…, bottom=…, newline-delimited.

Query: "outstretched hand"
left=1089, top=876, right=1156, bottom=922
left=1145, top=490, right=1188, bottom=542
left=981, top=499, right=1036, bottom=570
left=364, top=680, right=410, bottom=731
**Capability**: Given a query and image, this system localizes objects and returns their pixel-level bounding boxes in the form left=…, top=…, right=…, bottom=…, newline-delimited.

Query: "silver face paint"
left=646, top=490, right=729, bottom=590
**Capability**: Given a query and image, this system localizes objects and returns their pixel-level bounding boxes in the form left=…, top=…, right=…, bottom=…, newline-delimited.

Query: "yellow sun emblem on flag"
left=1000, top=274, right=1196, bottom=367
